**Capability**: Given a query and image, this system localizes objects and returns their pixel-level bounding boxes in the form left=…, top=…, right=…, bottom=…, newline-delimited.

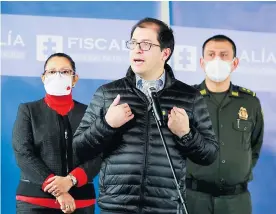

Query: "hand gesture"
left=168, top=107, right=190, bottom=138
left=105, top=94, right=134, bottom=128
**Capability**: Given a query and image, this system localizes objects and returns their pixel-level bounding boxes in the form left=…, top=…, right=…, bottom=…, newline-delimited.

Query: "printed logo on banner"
left=36, top=35, right=63, bottom=61
left=172, top=45, right=197, bottom=72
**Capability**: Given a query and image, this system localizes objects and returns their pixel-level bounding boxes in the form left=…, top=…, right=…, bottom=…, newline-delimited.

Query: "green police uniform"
left=186, top=81, right=264, bottom=214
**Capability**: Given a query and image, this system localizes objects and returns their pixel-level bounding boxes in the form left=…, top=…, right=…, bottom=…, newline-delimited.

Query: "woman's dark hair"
left=43, top=53, right=76, bottom=73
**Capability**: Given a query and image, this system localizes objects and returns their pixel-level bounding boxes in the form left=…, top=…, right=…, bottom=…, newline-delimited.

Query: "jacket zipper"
left=139, top=107, right=150, bottom=213
left=65, top=129, right=69, bottom=174
left=135, top=85, right=168, bottom=213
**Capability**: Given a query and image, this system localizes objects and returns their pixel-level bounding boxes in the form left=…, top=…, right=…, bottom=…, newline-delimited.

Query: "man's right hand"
left=105, top=94, right=134, bottom=128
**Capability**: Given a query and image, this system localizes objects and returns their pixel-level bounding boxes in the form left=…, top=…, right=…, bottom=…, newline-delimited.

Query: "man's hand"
left=56, top=192, right=76, bottom=213
left=44, top=176, right=73, bottom=197
left=168, top=107, right=190, bottom=138
left=105, top=94, right=134, bottom=128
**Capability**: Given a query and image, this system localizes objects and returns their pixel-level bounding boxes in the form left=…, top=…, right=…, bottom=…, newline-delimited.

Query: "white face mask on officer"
left=205, top=57, right=234, bottom=83
left=44, top=73, right=73, bottom=96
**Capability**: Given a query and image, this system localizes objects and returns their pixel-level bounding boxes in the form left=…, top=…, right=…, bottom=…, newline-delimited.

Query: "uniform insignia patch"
left=239, top=87, right=256, bottom=97
left=200, top=89, right=207, bottom=95
left=238, top=107, right=248, bottom=120
left=231, top=91, right=239, bottom=97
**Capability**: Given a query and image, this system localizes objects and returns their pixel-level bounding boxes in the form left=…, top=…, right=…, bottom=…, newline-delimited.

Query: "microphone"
left=147, top=86, right=164, bottom=127
left=146, top=85, right=189, bottom=214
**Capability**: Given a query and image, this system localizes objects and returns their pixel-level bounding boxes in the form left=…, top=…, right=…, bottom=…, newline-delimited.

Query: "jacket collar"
left=126, top=63, right=176, bottom=89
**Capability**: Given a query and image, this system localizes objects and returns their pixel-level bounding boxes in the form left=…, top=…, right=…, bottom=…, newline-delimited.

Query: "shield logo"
left=238, top=107, right=248, bottom=120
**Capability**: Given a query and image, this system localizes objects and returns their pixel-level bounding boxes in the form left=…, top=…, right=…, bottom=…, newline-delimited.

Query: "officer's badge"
left=238, top=107, right=248, bottom=120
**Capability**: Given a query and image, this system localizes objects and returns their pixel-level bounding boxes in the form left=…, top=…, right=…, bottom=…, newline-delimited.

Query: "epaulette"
left=239, top=87, right=256, bottom=97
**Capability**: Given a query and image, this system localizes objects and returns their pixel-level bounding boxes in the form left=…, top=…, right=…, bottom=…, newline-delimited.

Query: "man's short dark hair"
left=130, top=17, right=175, bottom=63
left=202, top=35, right=237, bottom=58
left=44, top=52, right=76, bottom=73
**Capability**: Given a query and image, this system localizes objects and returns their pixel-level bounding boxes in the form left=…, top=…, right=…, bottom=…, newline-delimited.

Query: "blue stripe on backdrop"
left=170, top=1, right=276, bottom=33
left=1, top=1, right=161, bottom=20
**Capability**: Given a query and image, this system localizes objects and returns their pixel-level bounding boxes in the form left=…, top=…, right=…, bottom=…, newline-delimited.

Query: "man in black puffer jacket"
left=73, top=17, right=219, bottom=214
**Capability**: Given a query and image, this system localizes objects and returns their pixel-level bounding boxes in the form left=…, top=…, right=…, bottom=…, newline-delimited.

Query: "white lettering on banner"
left=0, top=31, right=25, bottom=47
left=173, top=45, right=197, bottom=71
left=1, top=51, right=26, bottom=59
left=95, top=38, right=107, bottom=50
left=36, top=34, right=129, bottom=63
left=70, top=53, right=129, bottom=63
left=239, top=49, right=276, bottom=64
left=108, top=39, right=120, bottom=51
left=67, top=37, right=128, bottom=51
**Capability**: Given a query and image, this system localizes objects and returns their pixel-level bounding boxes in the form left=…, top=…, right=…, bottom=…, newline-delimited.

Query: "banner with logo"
left=2, top=15, right=276, bottom=91
left=1, top=15, right=135, bottom=80
left=171, top=26, right=276, bottom=92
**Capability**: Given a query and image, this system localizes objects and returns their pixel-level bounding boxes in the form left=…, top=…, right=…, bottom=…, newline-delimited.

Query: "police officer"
left=186, top=35, right=264, bottom=214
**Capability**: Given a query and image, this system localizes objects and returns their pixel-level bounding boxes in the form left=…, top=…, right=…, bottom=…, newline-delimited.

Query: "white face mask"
left=44, top=73, right=73, bottom=96
left=205, top=58, right=234, bottom=83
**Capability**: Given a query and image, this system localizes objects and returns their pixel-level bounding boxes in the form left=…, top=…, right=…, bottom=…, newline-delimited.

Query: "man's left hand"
left=168, top=107, right=190, bottom=138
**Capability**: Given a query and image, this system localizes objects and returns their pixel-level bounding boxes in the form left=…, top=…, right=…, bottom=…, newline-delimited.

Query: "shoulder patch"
left=231, top=91, right=239, bottom=97
left=239, top=87, right=256, bottom=97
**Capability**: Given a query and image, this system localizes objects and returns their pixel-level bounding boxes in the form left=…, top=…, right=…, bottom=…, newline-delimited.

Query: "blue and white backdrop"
left=1, top=2, right=276, bottom=214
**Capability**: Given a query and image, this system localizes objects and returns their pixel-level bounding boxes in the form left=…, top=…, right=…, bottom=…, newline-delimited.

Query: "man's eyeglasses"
left=126, top=40, right=160, bottom=51
left=44, top=69, right=75, bottom=77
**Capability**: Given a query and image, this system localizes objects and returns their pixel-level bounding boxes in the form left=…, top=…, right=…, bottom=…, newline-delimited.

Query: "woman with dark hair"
left=12, top=53, right=100, bottom=214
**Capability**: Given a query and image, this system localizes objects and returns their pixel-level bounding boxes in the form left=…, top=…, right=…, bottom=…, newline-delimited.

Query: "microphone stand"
left=150, top=104, right=189, bottom=214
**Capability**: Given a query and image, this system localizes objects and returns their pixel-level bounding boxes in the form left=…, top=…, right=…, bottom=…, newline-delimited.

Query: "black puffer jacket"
left=73, top=64, right=218, bottom=214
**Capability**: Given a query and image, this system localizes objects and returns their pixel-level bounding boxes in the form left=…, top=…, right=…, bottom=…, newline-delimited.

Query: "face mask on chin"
left=205, top=57, right=235, bottom=83
left=44, top=73, right=73, bottom=96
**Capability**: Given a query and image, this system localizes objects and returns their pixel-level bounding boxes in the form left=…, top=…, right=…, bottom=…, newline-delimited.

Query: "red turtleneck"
left=44, top=93, right=74, bottom=116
